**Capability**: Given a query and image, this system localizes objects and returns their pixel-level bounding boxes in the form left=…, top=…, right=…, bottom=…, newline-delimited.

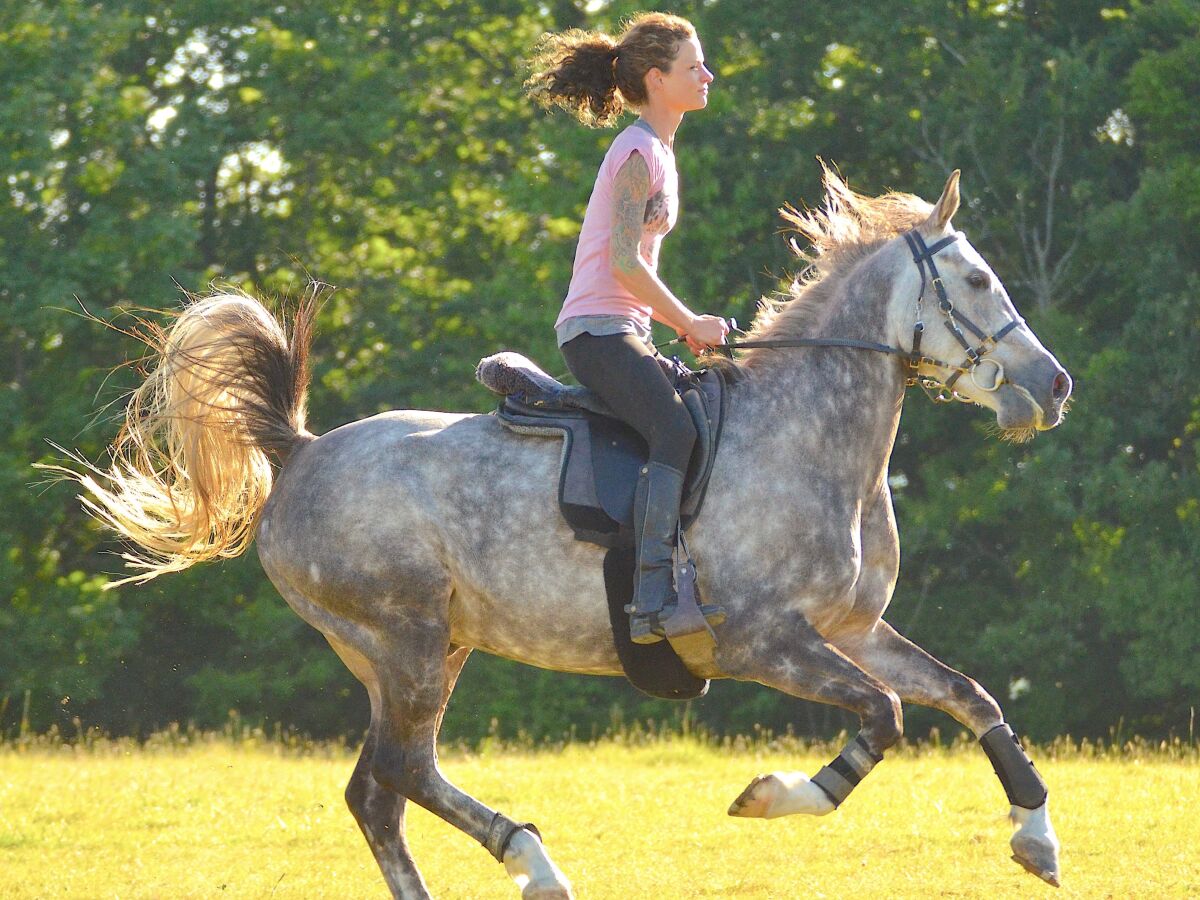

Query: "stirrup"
left=629, top=602, right=727, bottom=645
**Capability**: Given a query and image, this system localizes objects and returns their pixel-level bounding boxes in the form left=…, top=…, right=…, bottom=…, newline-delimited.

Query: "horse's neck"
left=729, top=269, right=906, bottom=496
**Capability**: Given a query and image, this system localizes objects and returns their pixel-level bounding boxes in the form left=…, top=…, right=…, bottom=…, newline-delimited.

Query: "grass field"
left=1, top=731, right=1197, bottom=899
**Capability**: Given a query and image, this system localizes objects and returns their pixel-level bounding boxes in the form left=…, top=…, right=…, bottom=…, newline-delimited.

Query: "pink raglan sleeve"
left=602, top=127, right=666, bottom=195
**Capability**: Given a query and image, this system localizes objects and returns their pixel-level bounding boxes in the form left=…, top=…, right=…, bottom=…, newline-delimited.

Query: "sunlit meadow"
left=1, top=728, right=1196, bottom=898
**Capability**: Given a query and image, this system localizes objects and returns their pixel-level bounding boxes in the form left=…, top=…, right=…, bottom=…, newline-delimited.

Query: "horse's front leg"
left=837, top=621, right=1061, bottom=887
left=721, top=615, right=903, bottom=820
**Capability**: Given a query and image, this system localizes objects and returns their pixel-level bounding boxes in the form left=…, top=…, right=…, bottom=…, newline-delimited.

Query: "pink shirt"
left=555, top=121, right=679, bottom=331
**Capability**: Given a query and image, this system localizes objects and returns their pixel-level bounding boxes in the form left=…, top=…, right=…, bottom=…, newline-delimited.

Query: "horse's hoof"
left=505, top=830, right=574, bottom=899
left=728, top=773, right=777, bottom=817
left=1010, top=801, right=1061, bottom=887
left=728, top=772, right=835, bottom=818
left=1011, top=853, right=1061, bottom=887
left=521, top=884, right=574, bottom=900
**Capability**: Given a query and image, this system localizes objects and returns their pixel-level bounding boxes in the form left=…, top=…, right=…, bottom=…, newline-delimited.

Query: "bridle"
left=703, top=228, right=1024, bottom=404
left=901, top=229, right=1023, bottom=401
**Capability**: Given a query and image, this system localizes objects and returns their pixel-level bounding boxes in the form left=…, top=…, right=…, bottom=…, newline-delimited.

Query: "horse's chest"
left=699, top=488, right=898, bottom=634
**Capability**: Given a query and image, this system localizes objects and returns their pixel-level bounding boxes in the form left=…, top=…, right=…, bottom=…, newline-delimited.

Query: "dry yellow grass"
left=1, top=733, right=1197, bottom=898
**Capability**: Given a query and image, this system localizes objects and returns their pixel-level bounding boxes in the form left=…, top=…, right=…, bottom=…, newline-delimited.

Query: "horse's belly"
left=448, top=577, right=623, bottom=675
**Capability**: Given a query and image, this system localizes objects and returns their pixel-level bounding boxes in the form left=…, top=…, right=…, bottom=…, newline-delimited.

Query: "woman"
left=526, top=13, right=728, bottom=644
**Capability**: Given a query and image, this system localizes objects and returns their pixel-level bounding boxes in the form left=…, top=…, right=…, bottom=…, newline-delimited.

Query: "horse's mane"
left=716, top=163, right=933, bottom=372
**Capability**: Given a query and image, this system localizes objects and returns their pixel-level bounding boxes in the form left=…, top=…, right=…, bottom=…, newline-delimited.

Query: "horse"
left=50, top=169, right=1072, bottom=898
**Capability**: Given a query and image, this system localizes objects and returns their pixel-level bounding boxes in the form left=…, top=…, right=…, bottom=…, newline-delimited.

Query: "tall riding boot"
left=627, top=462, right=686, bottom=645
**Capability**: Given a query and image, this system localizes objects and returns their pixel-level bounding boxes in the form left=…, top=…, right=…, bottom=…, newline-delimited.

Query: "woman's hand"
left=679, top=314, right=729, bottom=354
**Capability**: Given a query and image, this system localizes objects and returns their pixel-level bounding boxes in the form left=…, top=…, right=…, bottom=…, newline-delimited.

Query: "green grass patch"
left=1, top=730, right=1197, bottom=897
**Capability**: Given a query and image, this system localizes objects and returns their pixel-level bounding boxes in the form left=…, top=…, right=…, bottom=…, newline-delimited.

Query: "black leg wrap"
left=980, top=723, right=1047, bottom=810
left=483, top=813, right=542, bottom=862
left=810, top=734, right=881, bottom=808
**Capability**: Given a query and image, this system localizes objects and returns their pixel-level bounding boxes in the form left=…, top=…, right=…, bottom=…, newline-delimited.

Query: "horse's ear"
left=925, top=170, right=961, bottom=231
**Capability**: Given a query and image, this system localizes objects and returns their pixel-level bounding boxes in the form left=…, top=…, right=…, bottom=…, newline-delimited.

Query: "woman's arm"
left=609, top=153, right=726, bottom=347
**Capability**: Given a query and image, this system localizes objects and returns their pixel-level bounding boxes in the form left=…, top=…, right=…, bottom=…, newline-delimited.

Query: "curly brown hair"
left=524, top=12, right=696, bottom=127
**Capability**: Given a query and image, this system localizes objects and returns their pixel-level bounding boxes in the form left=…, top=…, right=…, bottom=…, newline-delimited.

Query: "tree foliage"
left=2, top=0, right=1197, bottom=743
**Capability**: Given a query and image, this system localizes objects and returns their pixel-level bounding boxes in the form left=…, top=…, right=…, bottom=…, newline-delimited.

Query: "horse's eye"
left=967, top=271, right=990, bottom=289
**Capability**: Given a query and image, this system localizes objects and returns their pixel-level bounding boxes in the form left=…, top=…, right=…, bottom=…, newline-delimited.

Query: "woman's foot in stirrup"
left=629, top=611, right=665, bottom=644
left=653, top=601, right=726, bottom=638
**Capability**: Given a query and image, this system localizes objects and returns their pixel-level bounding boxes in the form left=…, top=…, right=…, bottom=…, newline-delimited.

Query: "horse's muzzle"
left=1038, top=366, right=1073, bottom=428
left=999, top=360, right=1072, bottom=430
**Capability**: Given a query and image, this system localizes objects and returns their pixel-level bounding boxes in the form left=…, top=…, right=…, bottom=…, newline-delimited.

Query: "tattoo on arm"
left=610, top=153, right=650, bottom=275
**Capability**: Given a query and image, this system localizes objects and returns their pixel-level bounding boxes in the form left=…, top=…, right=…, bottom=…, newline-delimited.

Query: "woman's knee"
left=651, top=399, right=696, bottom=470
left=669, top=400, right=697, bottom=446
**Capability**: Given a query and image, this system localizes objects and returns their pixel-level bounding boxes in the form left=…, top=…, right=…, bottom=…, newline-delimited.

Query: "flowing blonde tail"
left=44, top=286, right=320, bottom=587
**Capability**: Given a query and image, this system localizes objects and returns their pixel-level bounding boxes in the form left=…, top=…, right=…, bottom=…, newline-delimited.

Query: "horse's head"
left=889, top=171, right=1072, bottom=440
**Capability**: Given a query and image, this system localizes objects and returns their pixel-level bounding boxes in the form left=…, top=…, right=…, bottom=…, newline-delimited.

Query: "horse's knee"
left=371, top=736, right=442, bottom=802
left=955, top=676, right=1003, bottom=730
left=370, top=739, right=413, bottom=795
left=346, top=733, right=381, bottom=817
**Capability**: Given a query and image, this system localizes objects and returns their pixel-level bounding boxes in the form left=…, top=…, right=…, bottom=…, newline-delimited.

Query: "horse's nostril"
left=1052, top=372, right=1070, bottom=402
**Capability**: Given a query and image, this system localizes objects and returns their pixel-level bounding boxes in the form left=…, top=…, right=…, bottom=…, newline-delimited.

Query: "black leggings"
left=560, top=331, right=696, bottom=474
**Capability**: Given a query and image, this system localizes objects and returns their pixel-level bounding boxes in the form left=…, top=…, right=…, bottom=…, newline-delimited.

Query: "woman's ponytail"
left=525, top=29, right=624, bottom=127
left=525, top=14, right=696, bottom=128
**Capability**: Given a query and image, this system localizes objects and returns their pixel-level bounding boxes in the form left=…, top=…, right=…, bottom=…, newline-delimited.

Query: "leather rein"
left=710, top=229, right=1024, bottom=404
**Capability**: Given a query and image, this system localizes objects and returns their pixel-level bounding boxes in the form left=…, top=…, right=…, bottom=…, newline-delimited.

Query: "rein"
left=686, top=229, right=1023, bottom=404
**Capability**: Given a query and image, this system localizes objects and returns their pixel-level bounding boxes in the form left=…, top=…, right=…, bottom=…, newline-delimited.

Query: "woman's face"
left=651, top=36, right=714, bottom=114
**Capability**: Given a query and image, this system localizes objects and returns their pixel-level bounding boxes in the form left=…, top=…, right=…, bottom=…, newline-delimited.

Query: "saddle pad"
left=603, top=545, right=709, bottom=700
left=496, top=405, right=641, bottom=547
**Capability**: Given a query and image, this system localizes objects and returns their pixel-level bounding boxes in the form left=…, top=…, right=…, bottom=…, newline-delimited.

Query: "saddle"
left=476, top=351, right=727, bottom=548
left=475, top=351, right=729, bottom=699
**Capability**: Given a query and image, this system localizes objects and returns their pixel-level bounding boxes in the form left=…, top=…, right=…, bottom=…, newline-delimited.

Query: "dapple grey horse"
left=52, top=170, right=1071, bottom=897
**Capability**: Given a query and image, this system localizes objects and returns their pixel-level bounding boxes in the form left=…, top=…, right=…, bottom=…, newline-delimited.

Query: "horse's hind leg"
left=838, top=621, right=1061, bottom=886
left=346, top=721, right=428, bottom=897
left=369, top=620, right=573, bottom=900
left=723, top=616, right=903, bottom=820
left=331, top=638, right=435, bottom=898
